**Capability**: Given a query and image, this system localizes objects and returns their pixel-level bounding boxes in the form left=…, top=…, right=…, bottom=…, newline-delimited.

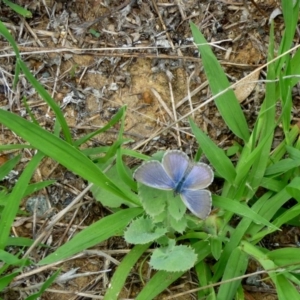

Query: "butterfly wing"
left=162, top=150, right=189, bottom=185
left=180, top=189, right=212, bottom=219
left=182, top=163, right=213, bottom=190
left=134, top=161, right=175, bottom=190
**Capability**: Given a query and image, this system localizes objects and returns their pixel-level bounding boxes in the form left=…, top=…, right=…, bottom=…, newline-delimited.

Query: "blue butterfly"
left=133, top=150, right=214, bottom=219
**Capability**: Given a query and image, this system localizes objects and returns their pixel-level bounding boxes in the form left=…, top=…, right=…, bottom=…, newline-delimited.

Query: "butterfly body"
left=134, top=150, right=214, bottom=219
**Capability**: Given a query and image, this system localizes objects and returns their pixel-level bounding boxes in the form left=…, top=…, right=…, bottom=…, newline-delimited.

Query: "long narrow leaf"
left=190, top=22, right=249, bottom=141
left=0, top=109, right=139, bottom=205
left=39, top=208, right=143, bottom=265
left=213, top=195, right=278, bottom=230
left=217, top=247, right=248, bottom=300
left=103, top=243, right=150, bottom=300
left=190, top=119, right=236, bottom=183
left=17, top=59, right=73, bottom=144
left=0, top=152, right=44, bottom=249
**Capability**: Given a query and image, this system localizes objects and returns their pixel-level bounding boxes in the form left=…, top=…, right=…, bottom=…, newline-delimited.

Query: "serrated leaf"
left=169, top=215, right=187, bottom=233
left=135, top=241, right=210, bottom=299
left=124, top=217, right=167, bottom=244
left=138, top=184, right=166, bottom=217
left=167, top=192, right=186, bottom=220
left=150, top=244, right=197, bottom=272
left=151, top=210, right=167, bottom=223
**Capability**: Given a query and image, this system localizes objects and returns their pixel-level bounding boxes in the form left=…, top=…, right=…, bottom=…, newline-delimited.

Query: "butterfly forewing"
left=162, top=150, right=189, bottom=185
left=134, top=161, right=175, bottom=190
left=181, top=163, right=213, bottom=190
left=180, top=189, right=212, bottom=219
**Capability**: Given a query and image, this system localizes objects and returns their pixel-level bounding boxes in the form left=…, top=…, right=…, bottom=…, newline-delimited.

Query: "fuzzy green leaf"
left=150, top=242, right=197, bottom=272
left=91, top=164, right=133, bottom=208
left=124, top=217, right=167, bottom=244
left=138, top=184, right=166, bottom=217
left=167, top=192, right=186, bottom=220
left=169, top=215, right=187, bottom=233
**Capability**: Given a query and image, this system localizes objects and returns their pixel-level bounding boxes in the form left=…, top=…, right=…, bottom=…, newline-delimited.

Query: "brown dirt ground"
left=0, top=0, right=298, bottom=299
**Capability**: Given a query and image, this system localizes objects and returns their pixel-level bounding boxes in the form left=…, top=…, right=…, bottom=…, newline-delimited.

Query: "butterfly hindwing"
left=180, top=189, right=212, bottom=219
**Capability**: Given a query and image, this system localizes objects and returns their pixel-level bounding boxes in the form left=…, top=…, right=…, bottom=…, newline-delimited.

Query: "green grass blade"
left=276, top=0, right=300, bottom=74
left=0, top=144, right=32, bottom=151
left=236, top=22, right=276, bottom=201
left=267, top=248, right=300, bottom=266
left=246, top=177, right=296, bottom=237
left=213, top=195, right=278, bottom=230
left=190, top=119, right=236, bottom=183
left=216, top=247, right=248, bottom=300
left=0, top=21, right=20, bottom=57
left=0, top=155, right=20, bottom=180
left=290, top=47, right=300, bottom=87
left=26, top=269, right=60, bottom=300
left=275, top=275, right=300, bottom=300
left=190, top=22, right=249, bottom=141
left=195, top=260, right=213, bottom=299
left=0, top=271, right=19, bottom=290
left=6, top=237, right=34, bottom=247
left=39, top=208, right=143, bottom=265
left=103, top=243, right=150, bottom=300
left=17, top=59, right=72, bottom=144
left=2, top=0, right=32, bottom=17
left=0, top=152, right=44, bottom=249
left=1, top=21, right=70, bottom=142
left=213, top=192, right=273, bottom=281
left=74, top=106, right=127, bottom=147
left=0, top=250, right=30, bottom=266
left=265, top=158, right=300, bottom=176
left=116, top=149, right=137, bottom=191
left=0, top=109, right=139, bottom=205
left=24, top=181, right=56, bottom=197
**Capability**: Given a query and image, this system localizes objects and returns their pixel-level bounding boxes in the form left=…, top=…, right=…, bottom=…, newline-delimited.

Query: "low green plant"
left=1, top=0, right=300, bottom=298
left=2, top=0, right=32, bottom=18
